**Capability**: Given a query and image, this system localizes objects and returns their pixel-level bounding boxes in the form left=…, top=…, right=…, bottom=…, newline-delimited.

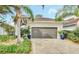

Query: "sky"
left=29, top=5, right=63, bottom=19
left=1, top=5, right=64, bottom=25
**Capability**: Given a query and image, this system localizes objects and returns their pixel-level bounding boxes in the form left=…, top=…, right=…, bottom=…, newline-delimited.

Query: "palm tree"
left=12, top=6, right=34, bottom=43
left=0, top=5, right=45, bottom=43
left=55, top=5, right=79, bottom=21
left=0, top=5, right=34, bottom=43
left=0, top=6, right=14, bottom=35
left=11, top=5, right=35, bottom=43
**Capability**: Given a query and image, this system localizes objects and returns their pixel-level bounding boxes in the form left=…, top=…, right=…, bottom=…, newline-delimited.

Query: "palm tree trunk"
left=15, top=7, right=21, bottom=43
left=15, top=18, right=21, bottom=43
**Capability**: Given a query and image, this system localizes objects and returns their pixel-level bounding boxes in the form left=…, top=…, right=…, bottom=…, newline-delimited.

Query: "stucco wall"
left=27, top=21, right=63, bottom=39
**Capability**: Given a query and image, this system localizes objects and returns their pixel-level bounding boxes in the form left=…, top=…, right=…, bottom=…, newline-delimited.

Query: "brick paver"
left=31, top=39, right=79, bottom=54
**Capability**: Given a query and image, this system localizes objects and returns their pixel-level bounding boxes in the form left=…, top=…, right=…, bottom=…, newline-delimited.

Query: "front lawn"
left=0, top=35, right=16, bottom=42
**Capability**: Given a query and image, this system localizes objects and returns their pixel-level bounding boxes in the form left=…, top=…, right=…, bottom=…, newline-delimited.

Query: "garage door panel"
left=32, top=27, right=57, bottom=38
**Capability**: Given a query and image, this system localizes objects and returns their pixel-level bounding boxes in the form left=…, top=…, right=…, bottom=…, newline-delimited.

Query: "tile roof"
left=63, top=17, right=79, bottom=26
left=35, top=17, right=54, bottom=21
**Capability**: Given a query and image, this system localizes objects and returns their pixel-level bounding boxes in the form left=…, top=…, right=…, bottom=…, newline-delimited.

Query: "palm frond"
left=23, top=6, right=34, bottom=21
left=0, top=5, right=13, bottom=14
left=55, top=5, right=77, bottom=21
left=74, top=8, right=79, bottom=16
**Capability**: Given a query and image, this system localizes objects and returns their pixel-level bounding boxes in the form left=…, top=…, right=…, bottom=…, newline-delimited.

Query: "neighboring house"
left=0, top=27, right=7, bottom=35
left=63, top=17, right=79, bottom=30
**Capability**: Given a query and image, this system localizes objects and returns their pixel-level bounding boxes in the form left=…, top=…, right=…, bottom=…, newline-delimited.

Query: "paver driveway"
left=31, top=39, right=79, bottom=54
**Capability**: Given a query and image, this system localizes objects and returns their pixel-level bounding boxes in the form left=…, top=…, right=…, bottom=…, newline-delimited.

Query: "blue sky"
left=2, top=5, right=64, bottom=25
left=29, top=5, right=63, bottom=18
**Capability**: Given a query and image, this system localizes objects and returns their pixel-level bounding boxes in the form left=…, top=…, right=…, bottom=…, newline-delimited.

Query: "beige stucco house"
left=21, top=15, right=79, bottom=39
left=21, top=15, right=63, bottom=39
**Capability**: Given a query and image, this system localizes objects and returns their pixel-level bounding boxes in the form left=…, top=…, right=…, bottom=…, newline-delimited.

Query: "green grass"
left=0, top=39, right=31, bottom=54
left=0, top=35, right=16, bottom=42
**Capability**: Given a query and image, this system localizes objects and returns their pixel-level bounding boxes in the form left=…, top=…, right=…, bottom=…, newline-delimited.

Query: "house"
left=21, top=15, right=63, bottom=39
left=21, top=15, right=79, bottom=39
left=63, top=17, right=79, bottom=30
left=0, top=15, right=78, bottom=39
left=0, top=15, right=78, bottom=38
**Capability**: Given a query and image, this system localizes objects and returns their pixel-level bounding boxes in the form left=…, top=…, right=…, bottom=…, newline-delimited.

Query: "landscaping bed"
left=0, top=39, right=32, bottom=54
left=67, top=29, right=79, bottom=43
left=60, top=28, right=79, bottom=43
left=0, top=35, right=32, bottom=54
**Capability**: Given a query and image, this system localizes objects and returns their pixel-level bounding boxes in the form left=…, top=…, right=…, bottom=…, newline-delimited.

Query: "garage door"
left=32, top=27, right=57, bottom=38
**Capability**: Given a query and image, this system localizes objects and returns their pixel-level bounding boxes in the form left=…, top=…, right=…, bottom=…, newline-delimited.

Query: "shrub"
left=74, top=28, right=79, bottom=37
left=58, top=30, right=71, bottom=38
left=67, top=32, right=79, bottom=42
left=0, top=44, right=17, bottom=53
left=0, top=39, right=31, bottom=54
left=67, top=28, right=79, bottom=43
left=16, top=39, right=31, bottom=53
left=58, top=28, right=79, bottom=43
left=6, top=45, right=17, bottom=53
left=21, top=26, right=30, bottom=38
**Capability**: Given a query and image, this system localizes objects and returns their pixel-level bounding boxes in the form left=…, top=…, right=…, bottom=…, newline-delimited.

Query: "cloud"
left=48, top=8, right=57, bottom=15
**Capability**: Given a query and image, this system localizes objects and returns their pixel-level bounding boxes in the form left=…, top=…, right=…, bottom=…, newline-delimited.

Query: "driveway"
left=31, top=38, right=79, bottom=54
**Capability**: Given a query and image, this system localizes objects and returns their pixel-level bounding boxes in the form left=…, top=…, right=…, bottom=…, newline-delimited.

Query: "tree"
left=12, top=6, right=34, bottom=43
left=0, top=5, right=34, bottom=43
left=0, top=6, right=14, bottom=35
left=55, top=5, right=79, bottom=21
left=0, top=5, right=45, bottom=43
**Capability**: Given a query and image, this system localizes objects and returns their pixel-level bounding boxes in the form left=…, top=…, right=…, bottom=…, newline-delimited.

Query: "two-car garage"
left=32, top=27, right=57, bottom=38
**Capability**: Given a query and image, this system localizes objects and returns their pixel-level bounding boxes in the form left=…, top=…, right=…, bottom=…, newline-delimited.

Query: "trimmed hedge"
left=0, top=39, right=31, bottom=54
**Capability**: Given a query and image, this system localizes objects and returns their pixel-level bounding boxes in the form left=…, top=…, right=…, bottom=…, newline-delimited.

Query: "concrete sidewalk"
left=31, top=39, right=79, bottom=54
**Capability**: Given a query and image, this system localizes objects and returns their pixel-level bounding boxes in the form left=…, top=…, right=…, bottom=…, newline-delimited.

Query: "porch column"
left=57, top=24, right=63, bottom=39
